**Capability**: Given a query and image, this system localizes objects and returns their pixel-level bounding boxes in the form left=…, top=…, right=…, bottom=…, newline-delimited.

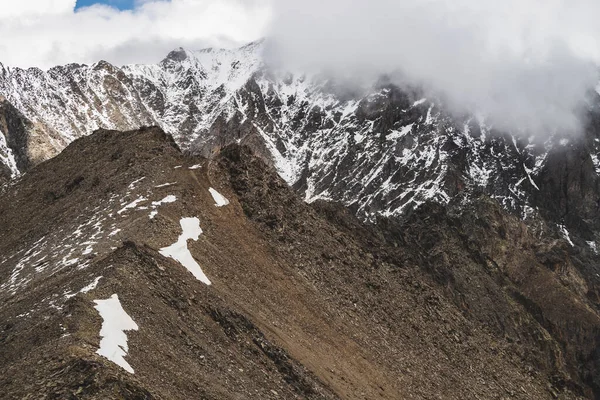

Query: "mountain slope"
left=3, top=41, right=600, bottom=238
left=1, top=127, right=600, bottom=398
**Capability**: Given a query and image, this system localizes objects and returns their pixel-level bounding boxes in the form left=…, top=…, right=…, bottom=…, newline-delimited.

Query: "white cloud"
left=0, top=0, right=270, bottom=68
left=267, top=0, right=600, bottom=137
left=1, top=0, right=599, bottom=137
left=0, top=0, right=75, bottom=17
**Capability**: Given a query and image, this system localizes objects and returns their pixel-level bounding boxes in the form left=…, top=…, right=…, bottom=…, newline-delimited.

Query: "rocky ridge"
left=1, top=127, right=600, bottom=398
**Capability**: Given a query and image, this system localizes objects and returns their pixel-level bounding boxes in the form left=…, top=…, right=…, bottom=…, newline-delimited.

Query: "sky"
left=269, top=0, right=600, bottom=136
left=75, top=0, right=136, bottom=11
left=0, top=0, right=599, bottom=136
left=0, top=0, right=270, bottom=68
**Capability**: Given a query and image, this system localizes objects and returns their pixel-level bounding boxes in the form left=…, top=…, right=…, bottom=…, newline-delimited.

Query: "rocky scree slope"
left=1, top=127, right=600, bottom=398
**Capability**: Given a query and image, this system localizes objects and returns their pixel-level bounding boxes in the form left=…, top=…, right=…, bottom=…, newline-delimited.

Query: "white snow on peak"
left=118, top=41, right=264, bottom=147
left=93, top=294, right=139, bottom=374
left=209, top=188, right=230, bottom=207
left=0, top=38, right=576, bottom=224
left=159, top=217, right=211, bottom=285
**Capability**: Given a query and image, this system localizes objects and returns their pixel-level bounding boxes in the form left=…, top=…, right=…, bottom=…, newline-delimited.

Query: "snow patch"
left=93, top=294, right=139, bottom=374
left=148, top=195, right=177, bottom=219
left=188, top=164, right=202, bottom=170
left=591, top=153, right=600, bottom=175
left=81, top=276, right=102, bottom=293
left=159, top=217, right=211, bottom=285
left=109, top=228, right=121, bottom=237
left=386, top=124, right=414, bottom=141
left=65, top=276, right=102, bottom=299
left=209, top=188, right=229, bottom=207
left=523, top=164, right=540, bottom=191
left=152, top=195, right=177, bottom=207
left=128, top=177, right=145, bottom=190
left=82, top=245, right=94, bottom=255
left=558, top=225, right=575, bottom=247
left=117, top=196, right=147, bottom=215
left=155, top=182, right=177, bottom=188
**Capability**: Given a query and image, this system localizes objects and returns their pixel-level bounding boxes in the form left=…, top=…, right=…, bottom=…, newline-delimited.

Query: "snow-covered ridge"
left=0, top=40, right=598, bottom=223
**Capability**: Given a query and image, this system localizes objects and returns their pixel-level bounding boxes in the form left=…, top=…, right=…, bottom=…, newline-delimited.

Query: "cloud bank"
left=268, top=0, right=600, bottom=136
left=1, top=0, right=599, bottom=136
left=0, top=0, right=270, bottom=68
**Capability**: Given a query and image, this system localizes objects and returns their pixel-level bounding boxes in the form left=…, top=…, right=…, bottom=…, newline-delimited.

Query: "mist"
left=267, top=0, right=600, bottom=137
left=0, top=0, right=270, bottom=69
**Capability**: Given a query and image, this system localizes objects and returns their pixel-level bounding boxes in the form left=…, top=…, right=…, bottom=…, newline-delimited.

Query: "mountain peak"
left=163, top=47, right=189, bottom=63
left=91, top=59, right=118, bottom=72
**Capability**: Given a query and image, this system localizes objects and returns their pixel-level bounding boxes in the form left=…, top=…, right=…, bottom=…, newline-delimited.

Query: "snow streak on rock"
left=0, top=128, right=19, bottom=178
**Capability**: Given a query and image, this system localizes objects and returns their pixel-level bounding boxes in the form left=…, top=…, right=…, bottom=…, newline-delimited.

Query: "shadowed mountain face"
left=1, top=127, right=600, bottom=399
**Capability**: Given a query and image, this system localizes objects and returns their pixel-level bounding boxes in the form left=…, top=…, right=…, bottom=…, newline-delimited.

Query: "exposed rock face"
left=1, top=127, right=599, bottom=398
left=0, top=97, right=64, bottom=175
left=2, top=41, right=600, bottom=237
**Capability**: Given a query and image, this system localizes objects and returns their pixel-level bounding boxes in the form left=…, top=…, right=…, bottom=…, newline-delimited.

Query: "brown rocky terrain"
left=1, top=127, right=599, bottom=399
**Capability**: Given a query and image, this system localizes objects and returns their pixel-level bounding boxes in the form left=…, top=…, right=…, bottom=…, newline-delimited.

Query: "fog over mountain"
left=2, top=1, right=600, bottom=137
left=0, top=0, right=270, bottom=68
left=268, top=0, right=600, bottom=137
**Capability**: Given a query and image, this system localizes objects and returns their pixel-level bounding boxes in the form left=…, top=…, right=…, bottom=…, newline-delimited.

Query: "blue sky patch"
left=75, top=0, right=137, bottom=11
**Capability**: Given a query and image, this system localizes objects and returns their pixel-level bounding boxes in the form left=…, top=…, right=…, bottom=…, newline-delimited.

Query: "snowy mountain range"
left=1, top=40, right=600, bottom=239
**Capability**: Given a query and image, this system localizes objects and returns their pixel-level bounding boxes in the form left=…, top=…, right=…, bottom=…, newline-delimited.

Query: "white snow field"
left=93, top=294, right=139, bottom=374
left=159, top=217, right=211, bottom=285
